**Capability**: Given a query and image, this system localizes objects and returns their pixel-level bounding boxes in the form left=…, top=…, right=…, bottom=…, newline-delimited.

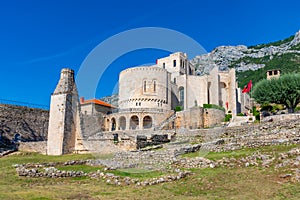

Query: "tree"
left=252, top=73, right=300, bottom=113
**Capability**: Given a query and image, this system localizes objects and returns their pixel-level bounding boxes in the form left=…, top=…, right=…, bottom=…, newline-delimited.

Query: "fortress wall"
left=0, top=104, right=49, bottom=141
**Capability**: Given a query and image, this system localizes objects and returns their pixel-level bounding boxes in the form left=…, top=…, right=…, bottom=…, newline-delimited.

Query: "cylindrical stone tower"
left=118, top=66, right=172, bottom=111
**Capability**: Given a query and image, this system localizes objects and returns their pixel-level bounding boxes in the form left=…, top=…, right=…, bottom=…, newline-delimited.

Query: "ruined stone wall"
left=81, top=114, right=104, bottom=138
left=18, top=141, right=47, bottom=154
left=203, top=108, right=225, bottom=128
left=176, top=107, right=204, bottom=129
left=176, top=107, right=224, bottom=129
left=0, top=104, right=49, bottom=141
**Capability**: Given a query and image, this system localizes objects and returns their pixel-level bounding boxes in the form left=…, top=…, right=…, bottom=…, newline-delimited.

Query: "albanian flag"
left=242, top=80, right=252, bottom=93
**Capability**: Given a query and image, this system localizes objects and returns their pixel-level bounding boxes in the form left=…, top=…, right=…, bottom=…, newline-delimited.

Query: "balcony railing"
left=108, top=108, right=169, bottom=114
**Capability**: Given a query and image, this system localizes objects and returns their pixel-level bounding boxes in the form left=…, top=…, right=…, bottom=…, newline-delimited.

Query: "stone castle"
left=47, top=52, right=251, bottom=155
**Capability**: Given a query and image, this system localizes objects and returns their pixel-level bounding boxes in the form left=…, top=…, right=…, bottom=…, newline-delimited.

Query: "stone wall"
left=176, top=107, right=224, bottom=129
left=203, top=108, right=225, bottom=128
left=81, top=114, right=105, bottom=138
left=262, top=113, right=300, bottom=122
left=0, top=104, right=49, bottom=141
left=18, top=141, right=47, bottom=154
left=176, top=107, right=204, bottom=129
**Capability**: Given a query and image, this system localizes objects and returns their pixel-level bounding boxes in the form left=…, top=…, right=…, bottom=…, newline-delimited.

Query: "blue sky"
left=0, top=0, right=299, bottom=107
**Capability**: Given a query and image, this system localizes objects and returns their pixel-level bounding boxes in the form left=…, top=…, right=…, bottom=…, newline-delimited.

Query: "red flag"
left=242, top=80, right=252, bottom=93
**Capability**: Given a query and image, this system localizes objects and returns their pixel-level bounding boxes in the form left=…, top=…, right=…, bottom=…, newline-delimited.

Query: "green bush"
left=224, top=114, right=232, bottom=122
left=260, top=104, right=273, bottom=112
left=175, top=106, right=182, bottom=112
left=203, top=104, right=225, bottom=112
left=252, top=106, right=260, bottom=122
left=237, top=113, right=245, bottom=116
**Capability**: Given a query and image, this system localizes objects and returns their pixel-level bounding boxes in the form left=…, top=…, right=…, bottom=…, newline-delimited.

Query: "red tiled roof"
left=81, top=98, right=116, bottom=108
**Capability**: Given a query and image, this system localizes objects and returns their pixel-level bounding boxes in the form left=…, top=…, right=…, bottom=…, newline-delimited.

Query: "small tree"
left=252, top=73, right=300, bottom=113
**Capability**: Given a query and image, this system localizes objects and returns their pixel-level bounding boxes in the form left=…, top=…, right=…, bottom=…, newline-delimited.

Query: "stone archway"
left=143, top=116, right=152, bottom=129
left=119, top=116, right=126, bottom=130
left=130, top=115, right=139, bottom=130
left=219, top=82, right=227, bottom=107
left=111, top=118, right=116, bottom=131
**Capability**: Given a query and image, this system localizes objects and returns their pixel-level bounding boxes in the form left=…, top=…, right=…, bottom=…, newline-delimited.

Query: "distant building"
left=266, top=69, right=281, bottom=80
left=80, top=97, right=116, bottom=115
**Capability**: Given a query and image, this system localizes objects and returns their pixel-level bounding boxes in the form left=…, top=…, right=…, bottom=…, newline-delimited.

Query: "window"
left=174, top=78, right=176, bottom=84
left=269, top=71, right=272, bottom=76
left=139, top=102, right=141, bottom=106
left=163, top=63, right=165, bottom=69
left=153, top=81, right=156, bottom=92
left=274, top=70, right=278, bottom=75
left=173, top=60, right=176, bottom=67
left=143, top=81, right=147, bottom=92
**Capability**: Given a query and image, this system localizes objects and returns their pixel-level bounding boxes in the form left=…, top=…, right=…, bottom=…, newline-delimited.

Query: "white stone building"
left=104, top=52, right=250, bottom=131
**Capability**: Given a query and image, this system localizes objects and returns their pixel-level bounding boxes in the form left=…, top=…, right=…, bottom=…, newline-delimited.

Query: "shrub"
left=175, top=106, right=182, bottom=112
left=203, top=104, right=225, bottom=112
left=224, top=114, right=232, bottom=122
left=237, top=113, right=245, bottom=116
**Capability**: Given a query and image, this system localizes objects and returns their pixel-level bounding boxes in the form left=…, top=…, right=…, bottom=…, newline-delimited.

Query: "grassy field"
left=1, top=145, right=300, bottom=200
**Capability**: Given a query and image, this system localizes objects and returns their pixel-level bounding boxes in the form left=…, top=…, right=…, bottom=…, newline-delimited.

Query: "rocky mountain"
left=100, top=94, right=119, bottom=107
left=191, top=30, right=300, bottom=87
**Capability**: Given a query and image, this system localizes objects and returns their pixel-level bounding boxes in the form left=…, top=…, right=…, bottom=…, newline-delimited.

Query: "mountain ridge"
left=191, top=30, right=300, bottom=87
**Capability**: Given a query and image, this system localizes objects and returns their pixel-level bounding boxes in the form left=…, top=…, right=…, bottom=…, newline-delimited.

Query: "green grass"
left=1, top=145, right=300, bottom=199
left=182, top=144, right=298, bottom=160
left=109, top=168, right=165, bottom=179
left=56, top=164, right=104, bottom=173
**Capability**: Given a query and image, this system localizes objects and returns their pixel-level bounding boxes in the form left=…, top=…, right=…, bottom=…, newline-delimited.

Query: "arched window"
left=173, top=60, right=176, bottom=67
left=119, top=116, right=126, bottom=130
left=111, top=118, right=116, bottom=131
left=130, top=115, right=139, bottom=130
left=143, top=116, right=152, bottom=129
left=163, top=63, right=165, bottom=69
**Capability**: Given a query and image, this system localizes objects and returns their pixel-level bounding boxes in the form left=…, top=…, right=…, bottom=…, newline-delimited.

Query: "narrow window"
left=173, top=60, right=176, bottom=67
left=174, top=78, right=176, bottom=84
left=136, top=102, right=138, bottom=106
left=163, top=63, right=165, bottom=69
left=139, top=102, right=141, bottom=106
left=153, top=81, right=156, bottom=92
left=144, top=81, right=147, bottom=92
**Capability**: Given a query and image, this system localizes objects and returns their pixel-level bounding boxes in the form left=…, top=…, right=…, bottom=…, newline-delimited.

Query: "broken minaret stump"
left=47, top=68, right=83, bottom=155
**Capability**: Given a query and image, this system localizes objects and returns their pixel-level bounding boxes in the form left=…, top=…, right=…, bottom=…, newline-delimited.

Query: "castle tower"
left=47, top=68, right=82, bottom=155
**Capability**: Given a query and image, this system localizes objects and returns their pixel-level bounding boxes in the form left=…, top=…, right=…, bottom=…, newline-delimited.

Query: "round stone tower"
left=118, top=66, right=172, bottom=111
